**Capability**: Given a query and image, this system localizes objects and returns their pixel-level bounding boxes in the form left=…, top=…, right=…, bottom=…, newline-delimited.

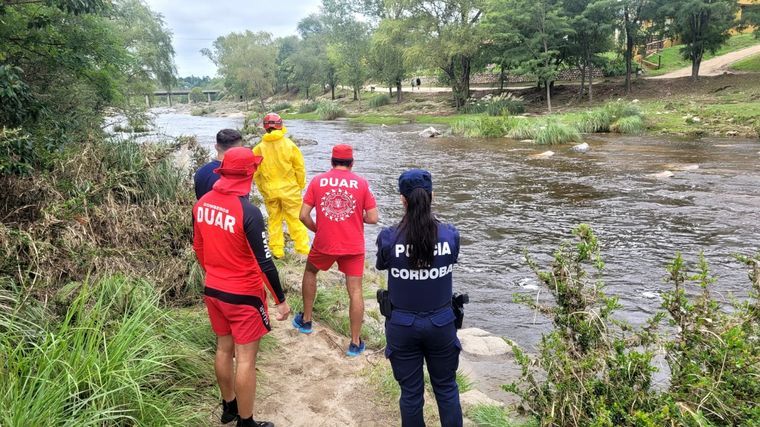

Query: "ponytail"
left=398, top=188, right=438, bottom=268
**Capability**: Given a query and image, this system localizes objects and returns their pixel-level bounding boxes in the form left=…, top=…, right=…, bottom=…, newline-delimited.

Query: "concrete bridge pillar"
left=168, top=94, right=172, bottom=107
left=145, top=95, right=150, bottom=108
left=207, top=93, right=212, bottom=103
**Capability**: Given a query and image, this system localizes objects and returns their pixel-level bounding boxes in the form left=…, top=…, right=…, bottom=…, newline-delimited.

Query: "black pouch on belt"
left=451, top=293, right=469, bottom=329
left=377, top=289, right=393, bottom=318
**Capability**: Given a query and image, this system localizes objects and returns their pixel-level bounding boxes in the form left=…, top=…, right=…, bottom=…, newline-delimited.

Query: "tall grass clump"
left=0, top=276, right=214, bottom=426
left=369, top=93, right=391, bottom=108
left=507, top=120, right=540, bottom=140
left=269, top=101, right=292, bottom=112
left=462, top=93, right=525, bottom=116
left=317, top=100, right=346, bottom=120
left=577, top=101, right=643, bottom=134
left=298, top=101, right=319, bottom=114
left=452, top=117, right=519, bottom=138
left=535, top=121, right=581, bottom=145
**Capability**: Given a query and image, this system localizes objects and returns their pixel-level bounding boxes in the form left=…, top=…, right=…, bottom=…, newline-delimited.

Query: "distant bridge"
left=146, top=89, right=222, bottom=106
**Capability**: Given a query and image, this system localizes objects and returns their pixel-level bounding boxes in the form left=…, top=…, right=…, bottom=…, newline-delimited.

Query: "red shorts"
left=203, top=287, right=270, bottom=345
left=307, top=250, right=365, bottom=277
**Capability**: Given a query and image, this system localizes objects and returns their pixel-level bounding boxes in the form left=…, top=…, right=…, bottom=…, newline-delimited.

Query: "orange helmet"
left=263, top=112, right=283, bottom=130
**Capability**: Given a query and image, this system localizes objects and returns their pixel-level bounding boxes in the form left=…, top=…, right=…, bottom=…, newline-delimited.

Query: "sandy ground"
left=207, top=317, right=398, bottom=427
left=650, top=44, right=760, bottom=79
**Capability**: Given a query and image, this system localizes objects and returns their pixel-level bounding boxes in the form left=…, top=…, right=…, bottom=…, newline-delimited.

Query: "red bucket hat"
left=332, top=144, right=353, bottom=161
left=214, top=147, right=263, bottom=177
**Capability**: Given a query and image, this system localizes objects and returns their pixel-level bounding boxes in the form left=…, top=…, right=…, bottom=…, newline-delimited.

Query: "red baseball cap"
left=332, top=144, right=353, bottom=160
left=214, top=147, right=263, bottom=177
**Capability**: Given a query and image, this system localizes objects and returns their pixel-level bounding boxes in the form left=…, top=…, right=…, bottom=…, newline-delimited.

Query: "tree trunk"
left=691, top=53, right=702, bottom=81
left=331, top=85, right=335, bottom=100
left=588, top=64, right=593, bottom=102
left=578, top=64, right=586, bottom=99
left=396, top=79, right=402, bottom=103
left=353, top=87, right=358, bottom=101
left=546, top=79, right=552, bottom=113
left=389, top=86, right=392, bottom=96
left=306, top=86, right=310, bottom=99
left=499, top=64, right=506, bottom=93
left=625, top=10, right=634, bottom=95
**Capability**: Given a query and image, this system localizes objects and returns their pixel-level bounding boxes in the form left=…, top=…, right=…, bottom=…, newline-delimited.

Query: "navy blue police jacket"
left=376, top=223, right=460, bottom=313
left=194, top=160, right=221, bottom=200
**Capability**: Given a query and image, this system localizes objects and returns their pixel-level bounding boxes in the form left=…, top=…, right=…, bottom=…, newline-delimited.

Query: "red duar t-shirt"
left=303, top=168, right=377, bottom=255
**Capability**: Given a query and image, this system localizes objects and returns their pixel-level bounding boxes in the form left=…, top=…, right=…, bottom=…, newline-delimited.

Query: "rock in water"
left=290, top=136, right=318, bottom=146
left=664, top=163, right=699, bottom=171
left=571, top=142, right=590, bottom=153
left=648, top=170, right=674, bottom=179
left=419, top=126, right=440, bottom=138
left=529, top=150, right=555, bottom=159
left=458, top=328, right=511, bottom=356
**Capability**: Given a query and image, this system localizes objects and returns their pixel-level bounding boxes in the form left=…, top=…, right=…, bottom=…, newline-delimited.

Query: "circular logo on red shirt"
left=320, top=189, right=356, bottom=222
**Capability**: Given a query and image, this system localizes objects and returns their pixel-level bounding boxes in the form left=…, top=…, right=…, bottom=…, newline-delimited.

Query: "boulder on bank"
left=571, top=142, right=590, bottom=153
left=459, top=390, right=504, bottom=409
left=458, top=328, right=512, bottom=356
left=419, top=126, right=441, bottom=138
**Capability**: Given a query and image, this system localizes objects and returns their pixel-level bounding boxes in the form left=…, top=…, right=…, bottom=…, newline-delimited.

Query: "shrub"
left=462, top=93, right=525, bottom=116
left=611, top=115, right=644, bottom=135
left=189, top=87, right=205, bottom=103
left=576, top=109, right=613, bottom=133
left=369, top=94, right=391, bottom=108
left=317, top=100, right=346, bottom=120
left=535, top=121, right=581, bottom=145
left=269, top=101, right=292, bottom=112
left=298, top=101, right=319, bottom=114
left=0, top=127, right=35, bottom=175
left=451, top=117, right=518, bottom=138
left=190, top=106, right=215, bottom=116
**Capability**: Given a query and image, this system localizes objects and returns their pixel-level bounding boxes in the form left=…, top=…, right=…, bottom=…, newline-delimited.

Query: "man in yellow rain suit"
left=253, top=113, right=310, bottom=258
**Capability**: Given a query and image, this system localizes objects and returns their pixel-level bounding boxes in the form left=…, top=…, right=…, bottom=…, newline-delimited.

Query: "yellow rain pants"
left=253, top=127, right=310, bottom=257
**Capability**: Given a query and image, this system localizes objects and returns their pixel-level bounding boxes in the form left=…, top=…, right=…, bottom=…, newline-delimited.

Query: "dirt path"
left=253, top=318, right=396, bottom=427
left=650, top=44, right=760, bottom=79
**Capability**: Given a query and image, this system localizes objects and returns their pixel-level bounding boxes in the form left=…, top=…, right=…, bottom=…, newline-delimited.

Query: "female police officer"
left=375, top=169, right=463, bottom=427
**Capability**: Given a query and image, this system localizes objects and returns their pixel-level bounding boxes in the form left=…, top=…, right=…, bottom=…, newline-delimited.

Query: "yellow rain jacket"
left=253, top=127, right=310, bottom=257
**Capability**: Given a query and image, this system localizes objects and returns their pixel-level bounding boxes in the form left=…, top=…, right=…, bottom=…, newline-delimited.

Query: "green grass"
left=281, top=111, right=320, bottom=121
left=535, top=121, right=582, bottom=145
left=730, top=53, right=760, bottom=72
left=317, top=100, right=346, bottom=120
left=468, top=405, right=538, bottom=427
left=646, top=33, right=760, bottom=76
left=369, top=94, right=392, bottom=108
left=0, top=276, right=214, bottom=426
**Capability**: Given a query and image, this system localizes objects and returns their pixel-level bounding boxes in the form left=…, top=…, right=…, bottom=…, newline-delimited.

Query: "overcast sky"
left=145, top=0, right=322, bottom=77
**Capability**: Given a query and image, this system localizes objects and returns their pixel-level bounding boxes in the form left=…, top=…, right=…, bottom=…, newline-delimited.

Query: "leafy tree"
left=742, top=4, right=760, bottom=38
left=275, top=35, right=299, bottom=93
left=297, top=13, right=337, bottom=99
left=658, top=0, right=740, bottom=80
left=619, top=0, right=658, bottom=93
left=322, top=0, right=371, bottom=101
left=484, top=0, right=572, bottom=112
left=202, top=31, right=277, bottom=107
left=392, top=0, right=486, bottom=109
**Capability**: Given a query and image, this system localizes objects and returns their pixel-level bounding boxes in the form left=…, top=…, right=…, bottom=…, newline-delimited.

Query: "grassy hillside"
left=646, top=33, right=760, bottom=76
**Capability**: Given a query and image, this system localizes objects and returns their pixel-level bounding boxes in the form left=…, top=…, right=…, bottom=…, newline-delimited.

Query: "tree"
left=620, top=0, right=658, bottom=93
left=297, top=13, right=338, bottom=99
left=484, top=0, right=572, bottom=112
left=202, top=31, right=277, bottom=107
left=275, top=35, right=299, bottom=93
left=659, top=0, right=739, bottom=80
left=321, top=0, right=371, bottom=101
left=393, top=0, right=486, bottom=109
left=368, top=21, right=408, bottom=102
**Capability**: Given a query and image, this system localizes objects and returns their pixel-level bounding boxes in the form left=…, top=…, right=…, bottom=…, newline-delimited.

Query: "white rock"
left=419, top=126, right=441, bottom=138
left=648, top=171, right=674, bottom=179
left=665, top=163, right=699, bottom=171
left=459, top=390, right=503, bottom=409
left=530, top=150, right=554, bottom=159
left=519, top=139, right=534, bottom=143
left=571, top=142, right=590, bottom=153
left=692, top=117, right=701, bottom=123
left=458, top=328, right=512, bottom=356
left=642, top=291, right=659, bottom=299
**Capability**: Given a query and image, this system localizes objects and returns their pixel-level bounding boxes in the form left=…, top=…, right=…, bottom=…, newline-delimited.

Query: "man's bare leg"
left=235, top=339, right=261, bottom=420
left=346, top=275, right=364, bottom=345
left=215, top=335, right=235, bottom=401
left=301, top=262, right=319, bottom=322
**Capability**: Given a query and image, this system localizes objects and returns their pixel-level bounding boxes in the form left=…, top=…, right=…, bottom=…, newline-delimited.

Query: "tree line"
left=207, top=0, right=758, bottom=112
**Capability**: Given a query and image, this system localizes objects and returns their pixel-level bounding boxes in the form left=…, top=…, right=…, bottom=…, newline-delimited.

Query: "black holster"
left=452, top=292, right=469, bottom=329
left=377, top=289, right=393, bottom=318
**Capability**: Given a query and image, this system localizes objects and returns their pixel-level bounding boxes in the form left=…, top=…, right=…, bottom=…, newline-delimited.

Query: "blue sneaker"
left=346, top=340, right=365, bottom=357
left=292, top=312, right=313, bottom=334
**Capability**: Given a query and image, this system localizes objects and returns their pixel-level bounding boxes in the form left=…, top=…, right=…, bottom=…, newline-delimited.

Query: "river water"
left=149, top=112, right=760, bottom=349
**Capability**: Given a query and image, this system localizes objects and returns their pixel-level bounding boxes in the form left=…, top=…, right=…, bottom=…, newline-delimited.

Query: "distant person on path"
left=292, top=144, right=379, bottom=357
left=194, top=129, right=244, bottom=199
left=253, top=113, right=310, bottom=258
left=376, top=169, right=463, bottom=427
left=193, top=147, right=291, bottom=427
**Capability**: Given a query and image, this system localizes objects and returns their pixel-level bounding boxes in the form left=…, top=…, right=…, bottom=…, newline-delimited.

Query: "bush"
left=298, top=101, right=319, bottom=114
left=317, top=100, right=346, bottom=120
left=269, top=101, right=292, bottom=112
left=506, top=226, right=760, bottom=426
left=535, top=121, right=581, bottom=145
left=190, top=106, right=215, bottom=116
left=368, top=94, right=391, bottom=108
left=462, top=93, right=525, bottom=116
left=189, top=87, right=205, bottom=103
left=576, top=101, right=643, bottom=134
left=0, top=127, right=35, bottom=175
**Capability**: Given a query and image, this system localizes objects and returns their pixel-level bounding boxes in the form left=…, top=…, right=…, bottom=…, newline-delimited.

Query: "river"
left=148, top=111, right=760, bottom=349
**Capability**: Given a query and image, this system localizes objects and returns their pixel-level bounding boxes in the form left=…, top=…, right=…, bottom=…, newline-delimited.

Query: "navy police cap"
left=398, top=169, right=433, bottom=197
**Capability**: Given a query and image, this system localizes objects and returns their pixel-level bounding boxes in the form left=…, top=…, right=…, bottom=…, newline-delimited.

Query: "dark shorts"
left=307, top=250, right=365, bottom=277
left=203, top=287, right=270, bottom=345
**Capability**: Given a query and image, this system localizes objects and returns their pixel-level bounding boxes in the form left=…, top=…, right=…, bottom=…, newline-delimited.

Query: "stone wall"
left=472, top=67, right=605, bottom=85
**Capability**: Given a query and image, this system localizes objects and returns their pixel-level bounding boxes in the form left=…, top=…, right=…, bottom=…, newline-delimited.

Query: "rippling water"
left=152, top=112, right=760, bottom=349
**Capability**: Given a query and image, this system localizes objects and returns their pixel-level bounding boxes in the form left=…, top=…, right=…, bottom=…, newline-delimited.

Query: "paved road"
left=649, top=44, right=760, bottom=79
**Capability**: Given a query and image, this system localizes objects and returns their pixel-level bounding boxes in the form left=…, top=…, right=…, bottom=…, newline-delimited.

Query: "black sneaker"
left=237, top=416, right=274, bottom=427
left=221, top=398, right=238, bottom=424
